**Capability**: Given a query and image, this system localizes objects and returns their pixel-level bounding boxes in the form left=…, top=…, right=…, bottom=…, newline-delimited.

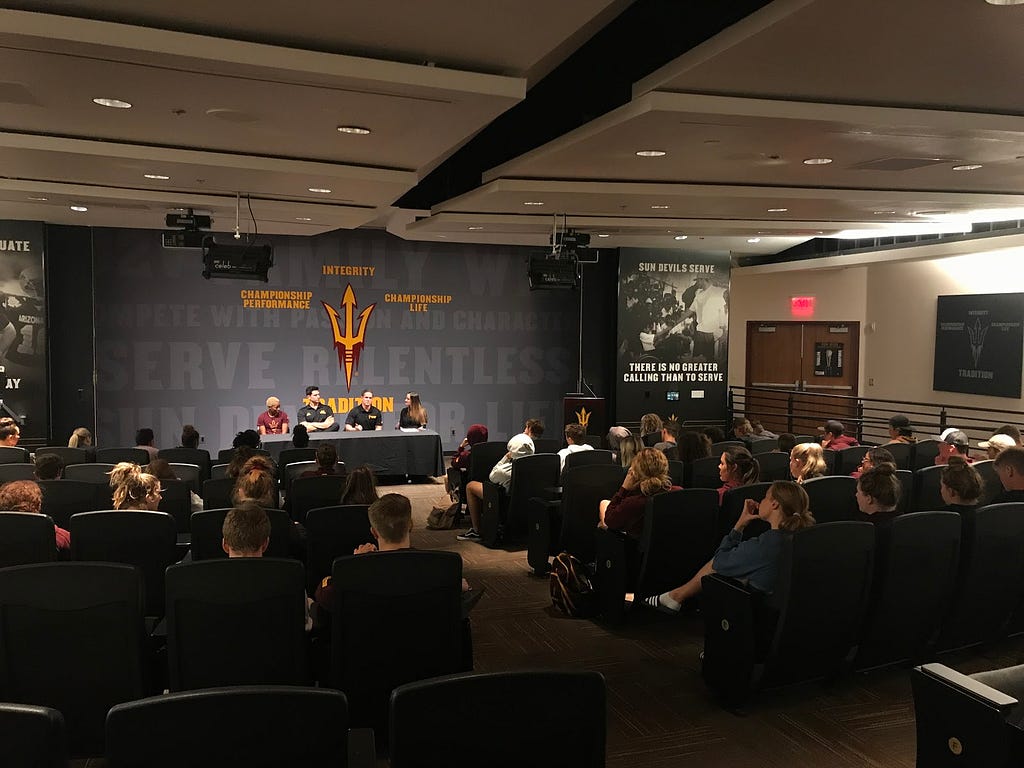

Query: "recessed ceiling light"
left=307, top=187, right=332, bottom=194
left=873, top=210, right=896, bottom=215
left=952, top=164, right=983, bottom=171
left=767, top=207, right=788, bottom=212
left=144, top=173, right=170, bottom=180
left=27, top=196, right=48, bottom=201
left=523, top=201, right=544, bottom=206
left=636, top=150, right=667, bottom=157
left=651, top=205, right=670, bottom=209
left=70, top=205, right=88, bottom=212
left=802, top=157, right=833, bottom=165
left=467, top=226, right=484, bottom=230
left=295, top=217, right=312, bottom=221
left=747, top=237, right=761, bottom=243
left=437, top=234, right=448, bottom=238
left=597, top=234, right=610, bottom=238
left=337, top=125, right=371, bottom=135
left=674, top=235, right=688, bottom=240
left=92, top=97, right=132, bottom=109
left=986, top=0, right=1024, bottom=5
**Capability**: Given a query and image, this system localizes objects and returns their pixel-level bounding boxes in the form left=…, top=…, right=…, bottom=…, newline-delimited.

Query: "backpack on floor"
left=550, top=552, right=597, bottom=618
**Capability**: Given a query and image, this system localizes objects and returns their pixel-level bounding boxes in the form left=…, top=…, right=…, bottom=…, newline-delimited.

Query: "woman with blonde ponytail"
left=598, top=448, right=681, bottom=535
left=646, top=480, right=814, bottom=613
left=109, top=462, right=162, bottom=511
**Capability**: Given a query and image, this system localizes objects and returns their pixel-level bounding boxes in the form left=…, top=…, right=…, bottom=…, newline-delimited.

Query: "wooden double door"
left=745, top=321, right=860, bottom=436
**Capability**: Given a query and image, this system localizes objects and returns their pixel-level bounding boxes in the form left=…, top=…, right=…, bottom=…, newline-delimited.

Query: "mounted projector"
left=166, top=212, right=212, bottom=229
left=164, top=209, right=213, bottom=249
left=202, top=237, right=273, bottom=282
left=550, top=229, right=591, bottom=252
left=528, top=253, right=578, bottom=290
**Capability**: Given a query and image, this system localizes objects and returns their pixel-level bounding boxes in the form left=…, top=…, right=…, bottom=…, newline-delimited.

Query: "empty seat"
left=289, top=474, right=347, bottom=524
left=885, top=442, right=914, bottom=471
left=95, top=448, right=149, bottom=465
left=168, top=463, right=201, bottom=494
left=63, top=462, right=116, bottom=484
left=0, top=702, right=68, bottom=768
left=914, top=439, right=942, bottom=471
left=201, top=477, right=234, bottom=510
left=305, top=504, right=373, bottom=595
left=532, top=438, right=560, bottom=454
left=35, top=446, right=92, bottom=466
left=157, top=478, right=192, bottom=533
left=480, top=452, right=559, bottom=546
left=38, top=479, right=99, bottom=529
left=915, top=465, right=945, bottom=512
left=157, top=447, right=211, bottom=482
left=690, top=455, right=723, bottom=489
left=801, top=475, right=859, bottom=523
left=209, top=463, right=229, bottom=481
left=0, top=446, right=29, bottom=464
left=750, top=438, right=779, bottom=455
left=389, top=670, right=606, bottom=768
left=757, top=452, right=791, bottom=482
left=0, top=462, right=36, bottom=482
left=0, top=511, right=58, bottom=567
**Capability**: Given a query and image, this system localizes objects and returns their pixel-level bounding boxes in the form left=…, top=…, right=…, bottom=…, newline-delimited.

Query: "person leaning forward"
left=297, top=386, right=339, bottom=432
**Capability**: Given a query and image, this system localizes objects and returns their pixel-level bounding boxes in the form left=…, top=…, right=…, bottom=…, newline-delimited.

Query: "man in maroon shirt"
left=256, top=396, right=290, bottom=435
left=821, top=419, right=859, bottom=450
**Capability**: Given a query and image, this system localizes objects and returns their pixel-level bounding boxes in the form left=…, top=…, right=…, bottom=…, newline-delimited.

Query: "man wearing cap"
left=821, top=419, right=859, bottom=450
left=935, top=429, right=973, bottom=465
left=980, top=433, right=1016, bottom=460
left=884, top=415, right=915, bottom=445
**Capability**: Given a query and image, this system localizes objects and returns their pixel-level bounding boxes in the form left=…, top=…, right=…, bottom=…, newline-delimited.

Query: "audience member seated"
left=233, top=429, right=261, bottom=451
left=751, top=421, right=777, bottom=439
left=790, top=442, right=827, bottom=484
left=678, top=430, right=711, bottom=464
left=702, top=426, right=726, bottom=445
left=645, top=480, right=814, bottom=613
left=851, top=446, right=895, bottom=479
left=777, top=432, right=797, bottom=455
left=821, top=419, right=859, bottom=450
left=340, top=465, right=380, bottom=506
left=147, top=459, right=202, bottom=512
left=226, top=447, right=262, bottom=479
left=597, top=448, right=680, bottom=536
left=291, top=424, right=310, bottom=449
left=884, top=414, right=916, bottom=445
left=992, top=446, right=1024, bottom=503
left=33, top=453, right=63, bottom=480
left=458, top=419, right=542, bottom=542
left=558, top=423, right=594, bottom=471
left=639, top=413, right=663, bottom=447
left=0, top=479, right=70, bottom=553
left=67, top=426, right=92, bottom=448
left=134, top=428, right=158, bottom=462
left=606, top=426, right=630, bottom=463
left=395, top=391, right=428, bottom=430
left=979, top=432, right=1016, bottom=460
left=935, top=429, right=972, bottom=465
left=734, top=418, right=774, bottom=445
left=940, top=456, right=982, bottom=512
left=994, top=424, right=1022, bottom=446
left=617, top=434, right=645, bottom=469
left=300, top=444, right=343, bottom=478
left=109, top=462, right=162, bottom=510
left=718, top=445, right=760, bottom=503
left=652, top=420, right=679, bottom=461
left=854, top=465, right=901, bottom=527
left=0, top=421, right=21, bottom=447
left=180, top=424, right=202, bottom=449
left=231, top=468, right=276, bottom=508
left=451, top=424, right=488, bottom=471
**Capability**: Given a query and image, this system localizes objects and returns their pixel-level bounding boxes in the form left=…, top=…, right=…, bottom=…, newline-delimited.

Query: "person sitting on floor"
left=653, top=420, right=680, bottom=461
left=935, top=429, right=972, bottom=465
left=300, top=443, right=343, bottom=477
left=940, top=456, right=982, bottom=512
left=0, top=479, right=70, bottom=554
left=884, top=415, right=916, bottom=445
left=790, top=442, right=827, bottom=484
left=458, top=419, right=543, bottom=542
left=821, top=419, right=859, bottom=450
left=558, top=423, right=594, bottom=471
left=340, top=465, right=380, bottom=506
left=109, top=462, right=162, bottom=511
left=992, top=446, right=1024, bottom=504
left=718, top=445, right=760, bottom=503
left=646, top=480, right=814, bottom=613
left=598, top=448, right=680, bottom=536
left=33, top=453, right=64, bottom=480
left=851, top=446, right=895, bottom=480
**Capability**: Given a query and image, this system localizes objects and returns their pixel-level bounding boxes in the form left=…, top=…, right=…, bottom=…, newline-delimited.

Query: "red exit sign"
left=790, top=296, right=815, bottom=317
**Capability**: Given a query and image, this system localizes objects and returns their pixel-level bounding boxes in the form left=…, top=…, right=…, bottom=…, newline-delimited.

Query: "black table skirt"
left=260, top=430, right=443, bottom=476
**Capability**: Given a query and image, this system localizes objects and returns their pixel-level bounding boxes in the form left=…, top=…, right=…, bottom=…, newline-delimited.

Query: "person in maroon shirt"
left=821, top=419, right=859, bottom=450
left=257, top=396, right=290, bottom=435
left=0, top=479, right=70, bottom=553
left=598, top=448, right=680, bottom=536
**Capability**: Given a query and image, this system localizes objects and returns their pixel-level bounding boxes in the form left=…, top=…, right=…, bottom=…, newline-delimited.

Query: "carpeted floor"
left=398, top=481, right=1024, bottom=768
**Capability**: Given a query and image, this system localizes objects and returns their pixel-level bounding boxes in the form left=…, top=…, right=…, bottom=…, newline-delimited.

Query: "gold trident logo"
left=322, top=283, right=376, bottom=392
left=575, top=406, right=591, bottom=429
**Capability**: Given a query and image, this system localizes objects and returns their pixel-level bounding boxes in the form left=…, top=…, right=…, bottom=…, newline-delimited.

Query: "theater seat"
left=0, top=702, right=67, bottom=768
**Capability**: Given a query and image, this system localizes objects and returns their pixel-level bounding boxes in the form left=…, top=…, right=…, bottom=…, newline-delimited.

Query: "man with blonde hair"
left=257, top=396, right=290, bottom=435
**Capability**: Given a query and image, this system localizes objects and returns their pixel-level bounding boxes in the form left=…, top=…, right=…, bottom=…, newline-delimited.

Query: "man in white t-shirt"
left=557, top=423, right=593, bottom=471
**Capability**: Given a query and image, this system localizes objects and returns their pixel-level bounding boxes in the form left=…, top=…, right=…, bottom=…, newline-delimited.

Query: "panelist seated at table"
left=395, top=391, right=428, bottom=431
left=257, top=396, right=290, bottom=435
left=344, top=389, right=383, bottom=431
left=297, top=386, right=339, bottom=432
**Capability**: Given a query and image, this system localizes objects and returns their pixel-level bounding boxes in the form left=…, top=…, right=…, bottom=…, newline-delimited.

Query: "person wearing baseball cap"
left=935, top=429, right=972, bottom=465
left=884, top=414, right=915, bottom=445
left=821, top=419, right=859, bottom=450
left=979, top=433, right=1017, bottom=460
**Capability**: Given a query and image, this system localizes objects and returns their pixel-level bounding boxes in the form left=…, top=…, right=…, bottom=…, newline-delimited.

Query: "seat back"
left=756, top=452, right=791, bottom=482
left=855, top=511, right=962, bottom=670
left=914, top=465, right=945, bottom=512
left=70, top=510, right=178, bottom=617
left=801, top=475, right=859, bottom=523
left=761, top=522, right=876, bottom=689
left=563, top=449, right=614, bottom=471
left=389, top=670, right=606, bottom=768
left=468, top=442, right=508, bottom=484
left=0, top=563, right=144, bottom=756
left=506, top=453, right=560, bottom=537
left=973, top=460, right=1002, bottom=507
left=330, top=550, right=464, bottom=740
left=157, top=479, right=192, bottom=533
left=95, top=448, right=149, bottom=466
left=201, top=477, right=234, bottom=510
left=885, top=442, right=914, bottom=471
left=690, top=456, right=723, bottom=489
left=165, top=559, right=308, bottom=691
left=0, top=462, right=36, bottom=482
left=0, top=702, right=67, bottom=768
left=667, top=460, right=684, bottom=487
left=532, top=438, right=560, bottom=454
left=289, top=474, right=347, bottom=524
left=749, top=438, right=779, bottom=455
left=189, top=508, right=293, bottom=560
left=157, top=448, right=210, bottom=482
left=167, top=463, right=201, bottom=494
left=277, top=448, right=317, bottom=477
left=209, top=463, right=228, bottom=480
left=914, top=439, right=942, bottom=471
left=579, top=434, right=602, bottom=449
left=304, top=504, right=373, bottom=595
left=0, top=512, right=58, bottom=567
left=0, top=446, right=29, bottom=464
left=711, top=440, right=744, bottom=454
left=63, top=463, right=116, bottom=484
left=35, top=446, right=91, bottom=466
left=38, top=480, right=99, bottom=530
left=833, top=445, right=870, bottom=476
left=559, top=464, right=626, bottom=562
left=718, top=483, right=771, bottom=539
left=637, top=489, right=720, bottom=597
left=895, top=470, right=914, bottom=515
left=937, top=502, right=1024, bottom=652
left=106, top=686, right=348, bottom=768
left=282, top=461, right=317, bottom=491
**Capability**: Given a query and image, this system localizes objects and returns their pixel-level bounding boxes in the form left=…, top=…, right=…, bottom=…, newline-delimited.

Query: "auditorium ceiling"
left=2, top=0, right=1024, bottom=257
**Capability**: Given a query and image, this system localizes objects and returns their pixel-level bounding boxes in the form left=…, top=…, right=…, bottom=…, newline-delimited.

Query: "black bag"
left=549, top=552, right=598, bottom=618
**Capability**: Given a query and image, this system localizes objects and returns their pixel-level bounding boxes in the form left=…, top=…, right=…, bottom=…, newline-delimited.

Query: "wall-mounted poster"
left=616, top=248, right=730, bottom=423
left=933, top=293, right=1024, bottom=398
left=814, top=342, right=843, bottom=377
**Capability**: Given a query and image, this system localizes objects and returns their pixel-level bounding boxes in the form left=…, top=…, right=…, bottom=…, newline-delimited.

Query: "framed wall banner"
left=813, top=342, right=843, bottom=377
left=933, top=293, right=1024, bottom=398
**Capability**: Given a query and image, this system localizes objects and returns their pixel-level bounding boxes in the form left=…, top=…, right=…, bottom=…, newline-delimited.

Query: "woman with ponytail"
left=598, top=448, right=681, bottom=535
left=940, top=455, right=982, bottom=513
left=789, top=442, right=827, bottom=484
left=646, top=480, right=814, bottom=613
left=854, top=464, right=902, bottom=526
left=109, top=462, right=162, bottom=511
left=718, top=445, right=760, bottom=503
